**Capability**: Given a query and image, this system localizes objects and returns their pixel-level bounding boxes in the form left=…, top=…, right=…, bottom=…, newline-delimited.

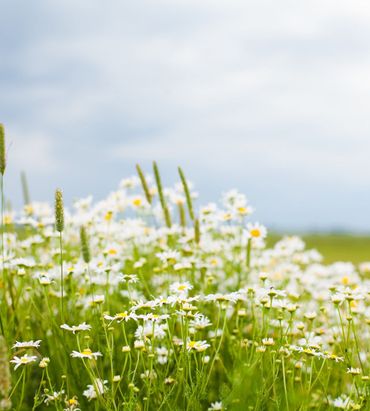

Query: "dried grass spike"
left=136, top=164, right=152, bottom=204
left=54, top=189, right=64, bottom=232
left=0, top=125, right=5, bottom=176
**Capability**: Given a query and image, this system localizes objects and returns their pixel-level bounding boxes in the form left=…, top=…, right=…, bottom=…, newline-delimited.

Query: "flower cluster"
left=1, top=169, right=369, bottom=410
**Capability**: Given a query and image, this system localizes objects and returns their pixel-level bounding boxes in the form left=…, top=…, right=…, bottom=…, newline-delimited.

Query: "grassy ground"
left=268, top=233, right=370, bottom=264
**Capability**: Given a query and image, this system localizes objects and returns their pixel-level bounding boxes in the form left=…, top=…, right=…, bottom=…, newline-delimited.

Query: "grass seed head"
left=178, top=203, right=186, bottom=228
left=153, top=161, right=171, bottom=228
left=178, top=166, right=194, bottom=221
left=0, top=124, right=6, bottom=176
left=80, top=225, right=91, bottom=263
left=54, top=188, right=64, bottom=232
left=194, top=217, right=200, bottom=244
left=0, top=336, right=11, bottom=400
left=136, top=164, right=152, bottom=204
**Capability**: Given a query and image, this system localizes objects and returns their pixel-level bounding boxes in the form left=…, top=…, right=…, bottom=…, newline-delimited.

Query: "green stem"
left=246, top=238, right=251, bottom=270
left=16, top=368, right=27, bottom=411
left=59, top=232, right=64, bottom=322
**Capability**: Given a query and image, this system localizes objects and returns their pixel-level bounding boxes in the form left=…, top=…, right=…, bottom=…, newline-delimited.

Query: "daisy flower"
left=170, top=281, right=193, bottom=296
left=347, top=367, right=361, bottom=375
left=208, top=401, right=224, bottom=410
left=104, top=312, right=136, bottom=322
left=10, top=354, right=38, bottom=370
left=246, top=222, right=267, bottom=239
left=12, top=340, right=41, bottom=349
left=119, top=274, right=139, bottom=283
left=60, top=323, right=91, bottom=334
left=83, top=378, right=108, bottom=401
left=71, top=348, right=102, bottom=360
left=186, top=340, right=210, bottom=352
left=189, top=314, right=212, bottom=330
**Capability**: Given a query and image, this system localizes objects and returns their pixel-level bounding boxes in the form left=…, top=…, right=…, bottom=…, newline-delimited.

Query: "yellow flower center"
left=237, top=207, right=247, bottom=214
left=250, top=229, right=261, bottom=237
left=104, top=211, right=113, bottom=221
left=341, top=276, right=350, bottom=285
left=132, top=198, right=142, bottom=207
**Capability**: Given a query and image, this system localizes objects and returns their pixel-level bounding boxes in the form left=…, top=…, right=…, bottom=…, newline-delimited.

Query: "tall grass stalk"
left=153, top=162, right=171, bottom=228
left=0, top=335, right=11, bottom=407
left=0, top=124, right=6, bottom=336
left=20, top=171, right=31, bottom=205
left=55, top=189, right=65, bottom=322
left=178, top=167, right=194, bottom=221
left=136, top=164, right=152, bottom=205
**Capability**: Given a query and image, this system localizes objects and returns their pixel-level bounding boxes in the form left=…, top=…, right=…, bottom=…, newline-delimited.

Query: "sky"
left=1, top=0, right=370, bottom=231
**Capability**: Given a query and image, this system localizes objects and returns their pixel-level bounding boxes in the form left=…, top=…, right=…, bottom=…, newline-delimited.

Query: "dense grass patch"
left=268, top=234, right=370, bottom=264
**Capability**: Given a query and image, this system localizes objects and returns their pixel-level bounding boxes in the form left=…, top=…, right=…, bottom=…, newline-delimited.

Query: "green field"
left=1, top=136, right=370, bottom=410
left=268, top=233, right=370, bottom=264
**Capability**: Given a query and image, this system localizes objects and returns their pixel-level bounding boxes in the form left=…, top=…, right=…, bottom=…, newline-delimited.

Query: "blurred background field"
left=269, top=233, right=370, bottom=264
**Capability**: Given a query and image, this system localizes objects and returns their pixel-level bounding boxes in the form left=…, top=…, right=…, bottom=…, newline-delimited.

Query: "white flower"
left=60, top=323, right=91, bottom=334
left=246, top=222, right=267, bottom=239
left=156, top=250, right=181, bottom=264
left=208, top=401, right=224, bottom=410
left=202, top=355, right=210, bottom=364
left=119, top=274, right=139, bottom=283
left=71, top=349, right=102, bottom=360
left=104, top=312, right=136, bottom=323
left=190, top=314, right=212, bottom=330
left=262, top=338, right=275, bottom=346
left=135, top=321, right=167, bottom=340
left=89, top=295, right=105, bottom=305
left=186, top=340, right=210, bottom=352
left=10, top=354, right=38, bottom=370
left=170, top=281, right=193, bottom=296
left=43, top=390, right=65, bottom=405
left=329, top=395, right=351, bottom=409
left=347, top=367, right=361, bottom=375
left=83, top=379, right=108, bottom=401
left=38, top=275, right=52, bottom=285
left=12, top=340, right=41, bottom=349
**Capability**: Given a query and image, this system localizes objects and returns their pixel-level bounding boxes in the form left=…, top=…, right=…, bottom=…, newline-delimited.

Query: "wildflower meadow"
left=0, top=124, right=369, bottom=410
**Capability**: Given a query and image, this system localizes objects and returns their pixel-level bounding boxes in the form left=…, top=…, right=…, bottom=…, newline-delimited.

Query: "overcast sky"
left=1, top=0, right=370, bottom=231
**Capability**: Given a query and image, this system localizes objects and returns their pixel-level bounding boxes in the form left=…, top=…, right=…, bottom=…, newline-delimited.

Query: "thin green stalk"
left=9, top=368, right=25, bottom=400
left=59, top=232, right=64, bottom=322
left=0, top=174, right=6, bottom=335
left=20, top=171, right=31, bottom=205
left=281, top=356, right=290, bottom=411
left=178, top=167, right=194, bottom=221
left=136, top=164, right=152, bottom=204
left=246, top=238, right=251, bottom=270
left=17, top=368, right=26, bottom=411
left=153, top=162, right=171, bottom=228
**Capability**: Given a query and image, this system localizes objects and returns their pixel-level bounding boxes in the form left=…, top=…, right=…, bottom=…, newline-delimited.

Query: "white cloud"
left=110, top=132, right=370, bottom=188
left=9, top=131, right=59, bottom=173
left=2, top=0, right=370, bottom=228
